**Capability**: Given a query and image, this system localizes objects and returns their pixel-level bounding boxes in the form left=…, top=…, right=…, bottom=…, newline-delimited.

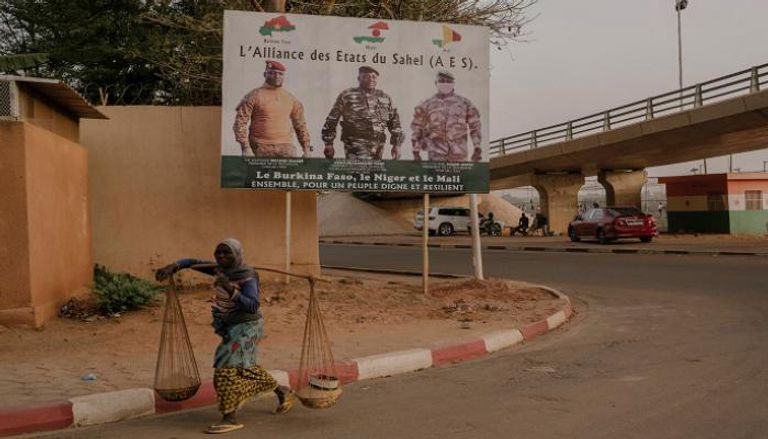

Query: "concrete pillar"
left=532, top=173, right=584, bottom=235
left=598, top=170, right=647, bottom=208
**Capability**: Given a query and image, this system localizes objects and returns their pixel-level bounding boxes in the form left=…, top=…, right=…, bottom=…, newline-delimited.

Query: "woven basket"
left=156, top=384, right=200, bottom=402
left=296, top=387, right=342, bottom=409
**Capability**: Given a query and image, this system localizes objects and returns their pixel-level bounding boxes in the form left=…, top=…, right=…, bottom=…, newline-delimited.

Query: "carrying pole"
left=422, top=193, right=430, bottom=295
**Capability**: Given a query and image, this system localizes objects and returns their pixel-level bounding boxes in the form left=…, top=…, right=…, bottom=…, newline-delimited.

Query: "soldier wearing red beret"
left=233, top=60, right=313, bottom=158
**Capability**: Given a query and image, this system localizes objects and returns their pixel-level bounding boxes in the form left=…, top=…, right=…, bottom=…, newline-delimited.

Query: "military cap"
left=436, top=70, right=455, bottom=81
left=358, top=65, right=379, bottom=76
left=265, top=60, right=286, bottom=72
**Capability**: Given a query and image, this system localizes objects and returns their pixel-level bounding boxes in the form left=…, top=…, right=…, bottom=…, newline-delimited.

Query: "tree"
left=0, top=0, right=163, bottom=105
left=0, top=53, right=47, bottom=72
left=1, top=0, right=536, bottom=105
left=143, top=0, right=537, bottom=105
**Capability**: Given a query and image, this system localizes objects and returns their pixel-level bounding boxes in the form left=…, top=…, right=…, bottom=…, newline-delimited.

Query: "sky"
left=489, top=0, right=768, bottom=177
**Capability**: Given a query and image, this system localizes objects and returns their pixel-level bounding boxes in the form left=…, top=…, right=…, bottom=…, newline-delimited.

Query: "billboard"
left=221, top=11, right=489, bottom=193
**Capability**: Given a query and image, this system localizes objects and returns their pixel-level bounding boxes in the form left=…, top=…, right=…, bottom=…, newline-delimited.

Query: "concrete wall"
left=0, top=121, right=92, bottom=327
left=79, top=106, right=319, bottom=281
left=17, top=85, right=80, bottom=143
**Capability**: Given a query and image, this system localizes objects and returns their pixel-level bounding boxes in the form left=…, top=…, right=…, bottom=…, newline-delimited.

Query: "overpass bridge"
left=489, top=63, right=768, bottom=234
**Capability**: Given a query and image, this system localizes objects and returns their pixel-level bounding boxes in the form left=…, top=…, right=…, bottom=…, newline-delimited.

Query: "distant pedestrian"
left=657, top=201, right=664, bottom=216
left=592, top=201, right=600, bottom=209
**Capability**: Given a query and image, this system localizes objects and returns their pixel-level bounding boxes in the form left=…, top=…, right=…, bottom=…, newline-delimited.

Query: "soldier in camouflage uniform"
left=322, top=66, right=404, bottom=160
left=411, top=71, right=482, bottom=162
left=233, top=60, right=312, bottom=158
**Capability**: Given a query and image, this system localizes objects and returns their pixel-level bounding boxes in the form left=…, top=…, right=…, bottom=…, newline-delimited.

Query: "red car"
left=568, top=206, right=657, bottom=244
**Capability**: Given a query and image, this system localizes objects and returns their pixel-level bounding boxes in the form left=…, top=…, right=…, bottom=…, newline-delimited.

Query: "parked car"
left=414, top=207, right=470, bottom=236
left=568, top=206, right=657, bottom=244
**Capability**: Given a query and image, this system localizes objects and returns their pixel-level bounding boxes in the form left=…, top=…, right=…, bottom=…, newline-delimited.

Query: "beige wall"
left=0, top=121, right=92, bottom=327
left=79, top=106, right=319, bottom=282
left=17, top=85, right=80, bottom=143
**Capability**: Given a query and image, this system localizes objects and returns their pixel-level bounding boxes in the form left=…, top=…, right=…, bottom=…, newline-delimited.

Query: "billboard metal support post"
left=285, top=191, right=291, bottom=284
left=422, top=194, right=429, bottom=295
left=469, top=194, right=484, bottom=280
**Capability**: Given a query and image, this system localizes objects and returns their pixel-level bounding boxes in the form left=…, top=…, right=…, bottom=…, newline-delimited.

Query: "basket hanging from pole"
left=296, top=278, right=341, bottom=409
left=154, top=275, right=201, bottom=402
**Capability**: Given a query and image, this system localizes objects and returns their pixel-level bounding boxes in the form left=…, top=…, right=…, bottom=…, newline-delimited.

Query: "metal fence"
left=490, top=62, right=768, bottom=157
left=0, top=80, right=18, bottom=119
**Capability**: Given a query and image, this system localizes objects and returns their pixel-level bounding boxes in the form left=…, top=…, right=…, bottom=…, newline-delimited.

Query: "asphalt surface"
left=29, top=245, right=768, bottom=439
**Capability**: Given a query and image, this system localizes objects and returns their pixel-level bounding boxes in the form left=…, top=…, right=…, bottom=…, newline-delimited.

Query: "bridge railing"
left=490, top=62, right=768, bottom=157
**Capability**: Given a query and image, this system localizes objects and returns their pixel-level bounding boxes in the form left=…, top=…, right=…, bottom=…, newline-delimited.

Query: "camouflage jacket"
left=411, top=93, right=481, bottom=158
left=322, top=88, right=404, bottom=146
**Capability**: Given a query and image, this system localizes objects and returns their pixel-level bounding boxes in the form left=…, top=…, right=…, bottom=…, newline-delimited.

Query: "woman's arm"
left=232, top=278, right=260, bottom=314
left=175, top=258, right=217, bottom=276
left=155, top=258, right=216, bottom=281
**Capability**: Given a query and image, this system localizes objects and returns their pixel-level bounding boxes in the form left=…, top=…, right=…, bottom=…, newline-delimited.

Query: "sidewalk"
left=321, top=234, right=768, bottom=256
left=0, top=269, right=573, bottom=437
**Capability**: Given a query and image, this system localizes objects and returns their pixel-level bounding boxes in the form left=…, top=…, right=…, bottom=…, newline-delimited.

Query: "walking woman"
left=155, top=238, right=294, bottom=434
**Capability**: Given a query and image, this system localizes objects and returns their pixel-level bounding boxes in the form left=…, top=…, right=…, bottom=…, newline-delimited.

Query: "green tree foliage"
left=0, top=0, right=163, bottom=105
left=0, top=0, right=535, bottom=106
left=143, top=0, right=536, bottom=105
left=0, top=53, right=47, bottom=72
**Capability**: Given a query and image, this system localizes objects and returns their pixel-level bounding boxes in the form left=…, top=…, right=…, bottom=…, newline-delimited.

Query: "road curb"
left=0, top=281, right=573, bottom=437
left=319, top=239, right=768, bottom=257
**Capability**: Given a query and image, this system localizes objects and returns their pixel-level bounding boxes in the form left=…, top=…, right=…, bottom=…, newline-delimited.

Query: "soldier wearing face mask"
left=411, top=71, right=482, bottom=162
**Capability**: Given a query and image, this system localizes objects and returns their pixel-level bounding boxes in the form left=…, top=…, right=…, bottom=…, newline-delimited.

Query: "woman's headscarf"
left=217, top=238, right=257, bottom=281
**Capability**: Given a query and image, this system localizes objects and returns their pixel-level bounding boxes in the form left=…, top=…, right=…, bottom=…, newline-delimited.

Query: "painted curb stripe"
left=0, top=401, right=73, bottom=436
left=70, top=388, right=155, bottom=427
left=482, top=329, right=524, bottom=353
left=2, top=283, right=574, bottom=436
left=432, top=340, right=488, bottom=367
left=354, top=349, right=433, bottom=380
left=333, top=361, right=360, bottom=385
left=320, top=240, right=764, bottom=258
left=563, top=303, right=574, bottom=319
left=154, top=381, right=216, bottom=414
left=521, top=320, right=549, bottom=340
left=546, top=310, right=567, bottom=329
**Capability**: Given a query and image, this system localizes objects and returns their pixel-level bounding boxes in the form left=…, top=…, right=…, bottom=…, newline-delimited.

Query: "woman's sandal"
left=205, top=422, right=244, bottom=434
left=274, top=386, right=296, bottom=414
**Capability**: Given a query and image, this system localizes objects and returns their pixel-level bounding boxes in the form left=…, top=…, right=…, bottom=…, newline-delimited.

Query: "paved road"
left=32, top=246, right=768, bottom=439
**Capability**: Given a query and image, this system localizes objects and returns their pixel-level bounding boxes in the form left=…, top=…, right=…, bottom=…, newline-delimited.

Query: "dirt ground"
left=0, top=271, right=566, bottom=408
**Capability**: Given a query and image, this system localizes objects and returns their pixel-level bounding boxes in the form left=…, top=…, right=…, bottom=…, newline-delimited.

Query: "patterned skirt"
left=212, top=317, right=277, bottom=415
left=213, top=365, right=277, bottom=415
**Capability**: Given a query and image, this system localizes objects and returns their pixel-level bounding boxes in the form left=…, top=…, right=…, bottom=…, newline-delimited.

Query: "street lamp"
left=675, top=0, right=687, bottom=93
left=675, top=0, right=705, bottom=173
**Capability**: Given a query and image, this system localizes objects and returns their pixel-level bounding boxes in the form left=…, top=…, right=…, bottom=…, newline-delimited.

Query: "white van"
left=414, top=207, right=471, bottom=236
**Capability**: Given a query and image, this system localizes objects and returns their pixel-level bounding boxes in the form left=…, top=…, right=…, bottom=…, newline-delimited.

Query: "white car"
left=414, top=207, right=471, bottom=236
